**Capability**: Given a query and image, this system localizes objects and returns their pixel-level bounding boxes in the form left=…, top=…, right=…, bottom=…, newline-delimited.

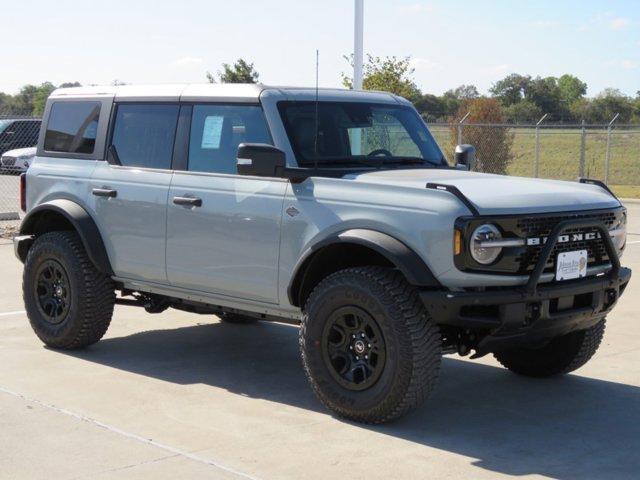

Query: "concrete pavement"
left=1, top=205, right=639, bottom=480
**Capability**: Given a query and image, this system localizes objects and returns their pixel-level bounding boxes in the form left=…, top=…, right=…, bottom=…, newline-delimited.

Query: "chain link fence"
left=0, top=109, right=41, bottom=237
left=428, top=122, right=640, bottom=191
left=1, top=108, right=640, bottom=237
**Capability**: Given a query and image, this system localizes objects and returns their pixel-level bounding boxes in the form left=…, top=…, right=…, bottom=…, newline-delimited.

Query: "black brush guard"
left=420, top=219, right=631, bottom=356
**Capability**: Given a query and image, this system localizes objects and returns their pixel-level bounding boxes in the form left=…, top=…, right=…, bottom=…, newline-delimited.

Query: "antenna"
left=314, top=49, right=319, bottom=171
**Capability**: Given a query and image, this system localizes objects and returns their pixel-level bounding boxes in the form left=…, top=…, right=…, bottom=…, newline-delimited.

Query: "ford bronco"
left=14, top=84, right=631, bottom=423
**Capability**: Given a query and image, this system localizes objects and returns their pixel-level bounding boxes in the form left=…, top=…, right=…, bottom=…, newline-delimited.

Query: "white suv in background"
left=1, top=147, right=36, bottom=174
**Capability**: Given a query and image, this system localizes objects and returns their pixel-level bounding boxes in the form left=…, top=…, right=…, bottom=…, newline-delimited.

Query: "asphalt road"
left=0, top=203, right=639, bottom=480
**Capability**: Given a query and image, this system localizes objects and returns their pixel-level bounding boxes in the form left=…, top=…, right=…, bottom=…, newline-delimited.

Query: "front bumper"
left=421, top=218, right=632, bottom=355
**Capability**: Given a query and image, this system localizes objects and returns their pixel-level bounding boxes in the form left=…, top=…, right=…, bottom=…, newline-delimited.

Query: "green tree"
left=207, top=59, right=260, bottom=84
left=447, top=84, right=480, bottom=100
left=414, top=94, right=447, bottom=121
left=524, top=76, right=562, bottom=119
left=450, top=98, right=514, bottom=174
left=342, top=55, right=421, bottom=103
left=489, top=74, right=530, bottom=106
left=10, top=83, right=57, bottom=116
left=0, top=82, right=81, bottom=116
left=32, top=82, right=57, bottom=116
left=569, top=89, right=634, bottom=123
left=591, top=89, right=634, bottom=122
left=557, top=74, right=587, bottom=105
left=503, top=99, right=543, bottom=123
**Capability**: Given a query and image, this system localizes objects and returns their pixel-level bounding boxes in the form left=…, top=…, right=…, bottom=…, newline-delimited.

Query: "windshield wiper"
left=310, top=158, right=383, bottom=168
left=304, top=156, right=440, bottom=170
left=379, top=157, right=426, bottom=165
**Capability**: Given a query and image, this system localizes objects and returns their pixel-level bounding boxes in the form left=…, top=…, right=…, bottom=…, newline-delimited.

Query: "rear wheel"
left=23, top=231, right=115, bottom=349
left=300, top=267, right=441, bottom=424
left=493, top=319, right=606, bottom=377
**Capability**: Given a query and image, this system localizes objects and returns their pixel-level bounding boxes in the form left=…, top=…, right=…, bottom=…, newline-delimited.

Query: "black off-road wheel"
left=218, top=312, right=259, bottom=324
left=493, top=319, right=606, bottom=377
left=300, top=267, right=441, bottom=424
left=23, top=231, right=115, bottom=349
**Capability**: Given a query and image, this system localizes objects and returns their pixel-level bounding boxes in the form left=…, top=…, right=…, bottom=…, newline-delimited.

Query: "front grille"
left=516, top=210, right=621, bottom=273
left=0, top=156, right=16, bottom=166
left=455, top=207, right=625, bottom=275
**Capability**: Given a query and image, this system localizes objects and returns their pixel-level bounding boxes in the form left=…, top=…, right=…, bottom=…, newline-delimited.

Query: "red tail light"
left=19, top=173, right=26, bottom=212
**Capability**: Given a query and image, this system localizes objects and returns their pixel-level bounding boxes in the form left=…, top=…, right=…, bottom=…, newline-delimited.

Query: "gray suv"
left=14, top=84, right=631, bottom=423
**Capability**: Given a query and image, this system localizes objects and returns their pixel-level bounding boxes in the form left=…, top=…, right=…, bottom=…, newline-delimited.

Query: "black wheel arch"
left=18, top=199, right=113, bottom=276
left=288, top=229, right=441, bottom=307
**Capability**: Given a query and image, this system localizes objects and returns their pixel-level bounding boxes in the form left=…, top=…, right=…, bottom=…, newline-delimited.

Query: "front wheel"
left=300, top=267, right=441, bottom=424
left=493, top=319, right=606, bottom=377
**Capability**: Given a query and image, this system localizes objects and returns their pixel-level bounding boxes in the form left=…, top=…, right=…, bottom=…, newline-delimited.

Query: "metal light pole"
left=354, top=0, right=364, bottom=90
left=352, top=0, right=364, bottom=154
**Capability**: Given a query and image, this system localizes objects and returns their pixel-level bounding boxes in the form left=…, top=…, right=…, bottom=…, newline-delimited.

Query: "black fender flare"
left=19, top=199, right=113, bottom=275
left=287, top=229, right=441, bottom=306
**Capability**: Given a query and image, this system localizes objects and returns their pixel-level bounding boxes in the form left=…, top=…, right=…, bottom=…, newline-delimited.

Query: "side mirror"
left=454, top=144, right=476, bottom=171
left=237, top=143, right=286, bottom=177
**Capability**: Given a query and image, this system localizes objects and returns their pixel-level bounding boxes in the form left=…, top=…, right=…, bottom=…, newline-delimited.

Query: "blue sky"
left=3, top=0, right=639, bottom=97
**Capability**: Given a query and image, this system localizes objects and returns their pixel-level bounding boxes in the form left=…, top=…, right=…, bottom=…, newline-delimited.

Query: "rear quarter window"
left=44, top=102, right=101, bottom=154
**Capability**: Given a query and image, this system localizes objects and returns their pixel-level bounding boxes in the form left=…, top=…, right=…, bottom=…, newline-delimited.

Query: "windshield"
left=278, top=101, right=445, bottom=167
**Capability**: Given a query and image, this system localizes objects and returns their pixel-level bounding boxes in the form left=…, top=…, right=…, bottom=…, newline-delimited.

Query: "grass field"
left=429, top=125, right=640, bottom=195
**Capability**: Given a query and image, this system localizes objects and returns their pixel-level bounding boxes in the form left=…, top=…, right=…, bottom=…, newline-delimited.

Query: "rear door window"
left=110, top=104, right=179, bottom=169
left=44, top=102, right=101, bottom=153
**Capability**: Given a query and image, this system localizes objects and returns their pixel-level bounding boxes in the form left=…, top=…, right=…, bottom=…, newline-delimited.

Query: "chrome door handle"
left=92, top=188, right=117, bottom=198
left=173, top=196, right=202, bottom=207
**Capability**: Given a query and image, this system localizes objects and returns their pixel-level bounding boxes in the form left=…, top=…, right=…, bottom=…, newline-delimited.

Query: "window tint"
left=44, top=102, right=100, bottom=154
left=188, top=105, right=272, bottom=174
left=111, top=104, right=179, bottom=169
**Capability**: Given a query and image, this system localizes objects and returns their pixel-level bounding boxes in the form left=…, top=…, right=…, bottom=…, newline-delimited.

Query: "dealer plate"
left=556, top=250, right=588, bottom=281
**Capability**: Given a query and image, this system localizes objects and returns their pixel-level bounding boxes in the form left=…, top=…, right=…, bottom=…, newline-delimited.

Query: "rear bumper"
left=421, top=217, right=632, bottom=355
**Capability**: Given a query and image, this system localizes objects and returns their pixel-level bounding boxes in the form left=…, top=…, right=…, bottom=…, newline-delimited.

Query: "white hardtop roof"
left=49, top=83, right=404, bottom=104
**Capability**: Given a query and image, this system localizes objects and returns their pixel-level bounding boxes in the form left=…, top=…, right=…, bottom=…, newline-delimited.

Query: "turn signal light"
left=454, top=229, right=462, bottom=255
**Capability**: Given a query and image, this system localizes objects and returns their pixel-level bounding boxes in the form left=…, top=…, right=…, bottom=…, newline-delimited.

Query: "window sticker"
left=201, top=116, right=224, bottom=149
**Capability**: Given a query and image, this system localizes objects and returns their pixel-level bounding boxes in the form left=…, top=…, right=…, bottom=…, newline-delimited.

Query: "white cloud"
left=609, top=17, right=631, bottom=30
left=170, top=56, right=204, bottom=67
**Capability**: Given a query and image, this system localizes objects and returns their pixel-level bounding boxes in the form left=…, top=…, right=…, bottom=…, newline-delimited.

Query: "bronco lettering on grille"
left=526, top=231, right=601, bottom=246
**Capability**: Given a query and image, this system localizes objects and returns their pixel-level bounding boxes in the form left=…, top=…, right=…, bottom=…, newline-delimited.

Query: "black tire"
left=23, top=231, right=115, bottom=349
left=218, top=312, right=258, bottom=324
left=493, top=319, right=606, bottom=377
left=300, top=267, right=441, bottom=424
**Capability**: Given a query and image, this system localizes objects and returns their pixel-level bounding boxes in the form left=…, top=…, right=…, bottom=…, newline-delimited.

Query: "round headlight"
left=611, top=215, right=627, bottom=254
left=470, top=224, right=502, bottom=265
